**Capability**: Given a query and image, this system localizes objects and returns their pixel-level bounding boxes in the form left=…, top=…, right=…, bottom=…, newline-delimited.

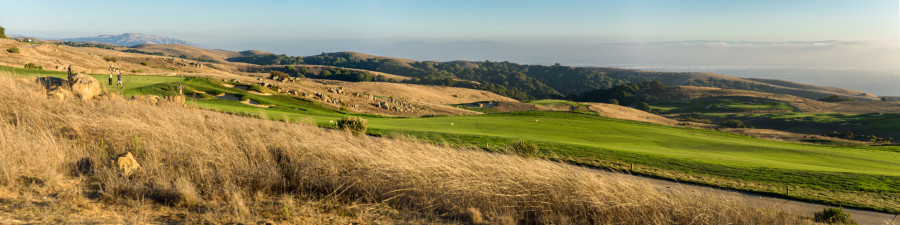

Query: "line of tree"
left=229, top=52, right=656, bottom=101
left=59, top=41, right=117, bottom=50
left=818, top=95, right=856, bottom=102
left=121, top=49, right=166, bottom=56
left=568, top=81, right=667, bottom=106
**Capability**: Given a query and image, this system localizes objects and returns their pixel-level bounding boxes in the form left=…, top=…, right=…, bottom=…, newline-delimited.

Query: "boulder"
left=165, top=95, right=186, bottom=105
left=132, top=95, right=161, bottom=105
left=68, top=73, right=101, bottom=101
left=36, top=76, right=68, bottom=89
left=116, top=152, right=141, bottom=176
left=46, top=86, right=71, bottom=100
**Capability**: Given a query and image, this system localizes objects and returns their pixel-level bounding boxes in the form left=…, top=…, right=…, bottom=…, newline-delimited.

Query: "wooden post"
left=786, top=187, right=789, bottom=195
left=630, top=163, right=634, bottom=171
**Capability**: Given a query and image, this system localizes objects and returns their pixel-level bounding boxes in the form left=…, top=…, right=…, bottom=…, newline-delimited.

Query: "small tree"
left=6, top=46, right=19, bottom=54
left=0, top=25, right=6, bottom=39
left=636, top=102, right=652, bottom=112
left=608, top=98, right=619, bottom=105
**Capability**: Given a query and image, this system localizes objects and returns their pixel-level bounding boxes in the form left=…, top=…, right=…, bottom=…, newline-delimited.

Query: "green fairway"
left=715, top=112, right=900, bottom=132
left=368, top=111, right=900, bottom=176
left=2, top=65, right=185, bottom=97
left=652, top=99, right=794, bottom=114
left=9, top=66, right=900, bottom=212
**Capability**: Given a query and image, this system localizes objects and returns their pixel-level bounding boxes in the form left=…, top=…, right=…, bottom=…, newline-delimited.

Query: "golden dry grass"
left=0, top=73, right=813, bottom=224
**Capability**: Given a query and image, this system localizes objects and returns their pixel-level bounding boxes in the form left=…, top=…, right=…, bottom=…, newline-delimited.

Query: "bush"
left=814, top=207, right=856, bottom=224
left=636, top=102, right=652, bottom=112
left=131, top=69, right=144, bottom=73
left=270, top=71, right=289, bottom=79
left=718, top=119, right=745, bottom=128
left=818, top=95, right=855, bottom=102
left=336, top=116, right=367, bottom=134
left=6, top=46, right=19, bottom=54
left=103, top=57, right=118, bottom=63
left=509, top=140, right=539, bottom=157
left=24, top=62, right=42, bottom=70
left=140, top=62, right=147, bottom=66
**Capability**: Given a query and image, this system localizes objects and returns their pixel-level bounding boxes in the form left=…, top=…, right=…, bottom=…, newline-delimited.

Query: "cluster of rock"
left=132, top=95, right=186, bottom=105
left=375, top=97, right=418, bottom=113
left=36, top=73, right=102, bottom=101
left=269, top=74, right=299, bottom=83
left=178, top=61, right=203, bottom=68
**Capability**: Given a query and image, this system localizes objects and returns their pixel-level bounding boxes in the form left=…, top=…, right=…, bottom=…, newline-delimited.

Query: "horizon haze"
left=1, top=0, right=898, bottom=93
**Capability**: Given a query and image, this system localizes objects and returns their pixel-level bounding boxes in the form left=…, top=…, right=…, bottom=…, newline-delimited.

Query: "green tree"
left=882, top=97, right=888, bottom=101
left=0, top=25, right=6, bottom=39
left=636, top=102, right=652, bottom=112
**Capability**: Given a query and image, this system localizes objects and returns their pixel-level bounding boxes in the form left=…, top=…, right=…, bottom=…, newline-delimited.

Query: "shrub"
left=636, top=102, right=652, bottom=112
left=140, top=62, right=147, bottom=66
left=818, top=95, right=855, bottom=102
left=24, top=62, right=42, bottom=70
left=336, top=116, right=367, bottom=134
left=813, top=207, right=856, bottom=224
left=509, top=140, right=539, bottom=157
left=608, top=98, right=619, bottom=105
left=6, top=46, right=19, bottom=54
left=131, top=69, right=144, bottom=73
left=718, top=119, right=745, bottom=128
left=270, top=71, right=289, bottom=79
left=103, top=57, right=118, bottom=63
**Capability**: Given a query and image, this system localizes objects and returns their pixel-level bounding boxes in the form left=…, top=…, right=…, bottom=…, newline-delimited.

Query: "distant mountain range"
left=60, top=33, right=199, bottom=47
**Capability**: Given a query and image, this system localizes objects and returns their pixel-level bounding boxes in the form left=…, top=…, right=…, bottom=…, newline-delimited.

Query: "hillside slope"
left=0, top=73, right=807, bottom=224
left=657, top=86, right=900, bottom=113
left=587, top=68, right=878, bottom=101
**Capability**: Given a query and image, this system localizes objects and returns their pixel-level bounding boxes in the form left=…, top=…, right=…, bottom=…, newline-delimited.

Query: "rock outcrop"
left=68, top=73, right=101, bottom=100
left=116, top=152, right=141, bottom=176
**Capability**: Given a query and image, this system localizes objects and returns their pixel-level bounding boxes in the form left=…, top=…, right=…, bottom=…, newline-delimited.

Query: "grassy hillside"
left=367, top=111, right=900, bottom=212
left=652, top=99, right=794, bottom=114
left=0, top=73, right=808, bottom=224
left=11, top=65, right=900, bottom=212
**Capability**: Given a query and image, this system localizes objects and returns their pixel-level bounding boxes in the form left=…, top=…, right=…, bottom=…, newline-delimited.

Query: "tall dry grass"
left=0, top=74, right=811, bottom=224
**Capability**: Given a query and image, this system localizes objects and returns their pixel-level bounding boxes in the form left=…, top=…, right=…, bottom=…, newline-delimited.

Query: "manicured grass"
left=367, top=111, right=900, bottom=212
left=652, top=99, right=793, bottom=114
left=1, top=65, right=184, bottom=97
left=369, top=111, right=900, bottom=176
left=697, top=112, right=900, bottom=141
left=10, top=66, right=900, bottom=212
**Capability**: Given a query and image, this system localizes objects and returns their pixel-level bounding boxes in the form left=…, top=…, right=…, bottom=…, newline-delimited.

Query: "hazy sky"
left=1, top=0, right=898, bottom=69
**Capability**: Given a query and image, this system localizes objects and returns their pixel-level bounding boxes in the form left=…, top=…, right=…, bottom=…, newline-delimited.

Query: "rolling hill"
left=60, top=33, right=199, bottom=47
left=230, top=51, right=881, bottom=101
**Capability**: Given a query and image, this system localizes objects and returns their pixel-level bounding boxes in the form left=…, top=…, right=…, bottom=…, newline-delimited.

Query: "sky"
left=0, top=0, right=898, bottom=69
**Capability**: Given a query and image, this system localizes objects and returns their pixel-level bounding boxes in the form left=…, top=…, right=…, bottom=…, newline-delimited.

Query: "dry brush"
left=0, top=74, right=811, bottom=224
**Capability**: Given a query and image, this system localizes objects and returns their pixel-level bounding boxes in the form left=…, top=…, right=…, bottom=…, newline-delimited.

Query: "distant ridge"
left=61, top=33, right=199, bottom=47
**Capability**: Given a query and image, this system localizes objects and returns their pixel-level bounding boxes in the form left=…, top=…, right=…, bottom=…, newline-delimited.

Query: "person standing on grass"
left=177, top=83, right=183, bottom=95
left=108, top=73, right=113, bottom=86
left=116, top=73, right=123, bottom=88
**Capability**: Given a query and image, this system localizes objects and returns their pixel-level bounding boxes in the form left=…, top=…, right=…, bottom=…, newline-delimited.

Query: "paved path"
left=600, top=170, right=899, bottom=225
